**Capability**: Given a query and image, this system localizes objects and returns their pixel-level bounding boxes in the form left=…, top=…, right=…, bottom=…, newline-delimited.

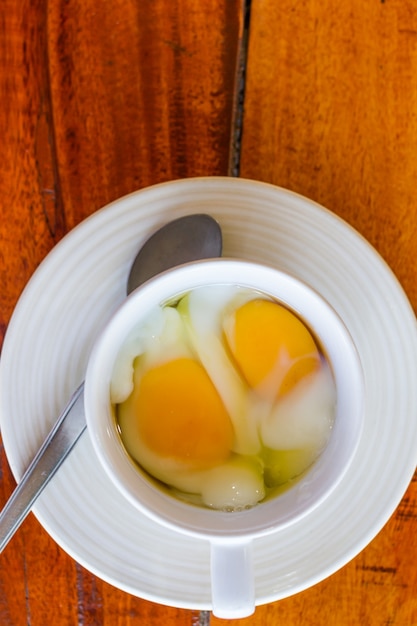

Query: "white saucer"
left=1, top=177, right=417, bottom=610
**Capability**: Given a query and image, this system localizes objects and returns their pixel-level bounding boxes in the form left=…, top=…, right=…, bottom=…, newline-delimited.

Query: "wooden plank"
left=47, top=0, right=242, bottom=229
left=241, top=0, right=417, bottom=308
left=0, top=0, right=242, bottom=624
left=234, top=1, right=417, bottom=624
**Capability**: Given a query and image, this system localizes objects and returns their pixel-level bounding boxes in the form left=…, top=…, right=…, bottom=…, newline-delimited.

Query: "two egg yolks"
left=126, top=299, right=320, bottom=466
left=226, top=299, right=320, bottom=397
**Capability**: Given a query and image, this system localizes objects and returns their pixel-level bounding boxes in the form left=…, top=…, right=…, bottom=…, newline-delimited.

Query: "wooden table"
left=1, top=1, right=417, bottom=624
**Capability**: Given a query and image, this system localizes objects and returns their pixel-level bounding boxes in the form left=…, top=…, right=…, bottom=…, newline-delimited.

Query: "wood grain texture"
left=47, top=0, right=241, bottom=230
left=236, top=1, right=417, bottom=625
left=0, top=0, right=242, bottom=624
left=241, top=0, right=417, bottom=308
left=2, top=0, right=417, bottom=623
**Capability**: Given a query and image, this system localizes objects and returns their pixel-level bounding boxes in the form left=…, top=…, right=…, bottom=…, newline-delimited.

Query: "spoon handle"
left=0, top=383, right=86, bottom=552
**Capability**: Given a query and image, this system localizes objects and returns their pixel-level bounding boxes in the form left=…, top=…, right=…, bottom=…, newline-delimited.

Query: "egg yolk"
left=130, top=357, right=234, bottom=469
left=226, top=299, right=320, bottom=397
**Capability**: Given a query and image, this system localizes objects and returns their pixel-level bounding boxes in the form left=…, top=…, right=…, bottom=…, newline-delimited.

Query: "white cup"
left=84, top=259, right=364, bottom=619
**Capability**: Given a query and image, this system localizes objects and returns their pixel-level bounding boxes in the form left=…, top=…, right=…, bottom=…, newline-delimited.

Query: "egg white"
left=111, top=305, right=194, bottom=404
left=260, top=363, right=336, bottom=451
left=179, top=286, right=262, bottom=455
left=110, top=306, right=163, bottom=404
left=201, top=456, right=265, bottom=510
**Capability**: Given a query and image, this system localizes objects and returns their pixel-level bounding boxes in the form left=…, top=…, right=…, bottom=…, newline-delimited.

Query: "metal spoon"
left=0, top=213, right=222, bottom=552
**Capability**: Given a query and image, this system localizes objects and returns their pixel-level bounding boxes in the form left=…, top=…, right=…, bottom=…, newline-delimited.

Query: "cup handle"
left=210, top=539, right=255, bottom=619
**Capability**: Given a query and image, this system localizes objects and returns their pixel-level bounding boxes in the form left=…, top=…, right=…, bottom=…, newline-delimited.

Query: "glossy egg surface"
left=111, top=285, right=336, bottom=511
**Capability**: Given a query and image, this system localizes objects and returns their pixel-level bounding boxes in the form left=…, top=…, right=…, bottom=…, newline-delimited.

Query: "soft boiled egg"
left=112, top=284, right=336, bottom=512
left=118, top=357, right=234, bottom=477
left=115, top=303, right=235, bottom=494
